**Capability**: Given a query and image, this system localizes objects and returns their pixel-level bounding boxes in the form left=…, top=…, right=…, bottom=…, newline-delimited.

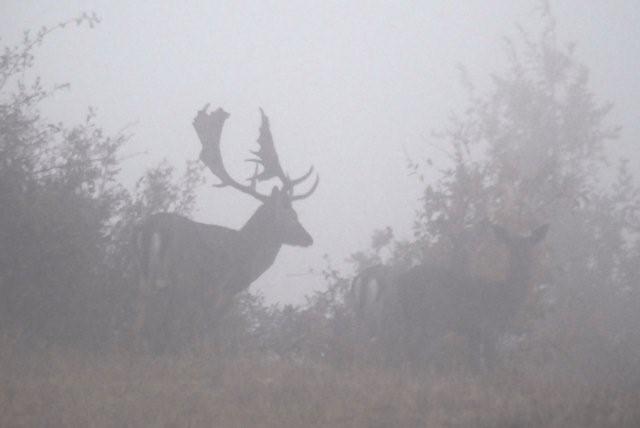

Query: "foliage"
left=301, top=4, right=640, bottom=383
left=0, top=16, right=204, bottom=348
left=2, top=5, right=639, bottom=397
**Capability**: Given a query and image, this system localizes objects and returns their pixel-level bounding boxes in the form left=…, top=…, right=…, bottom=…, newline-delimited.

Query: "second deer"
left=350, top=223, right=549, bottom=370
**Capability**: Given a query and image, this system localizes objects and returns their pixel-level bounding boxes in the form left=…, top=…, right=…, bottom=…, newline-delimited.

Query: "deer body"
left=351, top=224, right=548, bottom=369
left=132, top=106, right=318, bottom=352
left=139, top=196, right=311, bottom=298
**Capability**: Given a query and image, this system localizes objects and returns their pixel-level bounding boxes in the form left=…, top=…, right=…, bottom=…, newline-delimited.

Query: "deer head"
left=193, top=105, right=318, bottom=247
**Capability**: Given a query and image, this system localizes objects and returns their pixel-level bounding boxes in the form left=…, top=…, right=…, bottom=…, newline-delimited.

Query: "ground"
left=2, top=338, right=639, bottom=428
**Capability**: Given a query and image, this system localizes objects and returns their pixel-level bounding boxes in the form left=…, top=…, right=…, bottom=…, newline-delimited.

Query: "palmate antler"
left=193, top=104, right=318, bottom=202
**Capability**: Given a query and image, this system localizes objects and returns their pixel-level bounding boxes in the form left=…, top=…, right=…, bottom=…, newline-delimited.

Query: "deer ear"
left=530, top=224, right=549, bottom=244
left=270, top=186, right=280, bottom=198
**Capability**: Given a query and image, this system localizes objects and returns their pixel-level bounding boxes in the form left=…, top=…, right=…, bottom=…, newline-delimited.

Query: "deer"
left=131, top=105, right=319, bottom=352
left=350, top=223, right=549, bottom=370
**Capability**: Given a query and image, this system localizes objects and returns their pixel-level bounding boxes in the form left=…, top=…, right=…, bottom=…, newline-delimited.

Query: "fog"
left=2, top=1, right=640, bottom=426
left=3, top=0, right=638, bottom=304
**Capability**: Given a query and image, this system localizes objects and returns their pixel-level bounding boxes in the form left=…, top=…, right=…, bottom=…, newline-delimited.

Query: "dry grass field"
left=2, top=337, right=639, bottom=428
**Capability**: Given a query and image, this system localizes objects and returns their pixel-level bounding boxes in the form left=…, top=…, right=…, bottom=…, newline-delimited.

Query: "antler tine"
left=289, top=166, right=315, bottom=186
left=245, top=108, right=289, bottom=185
left=291, top=173, right=319, bottom=201
left=248, top=108, right=319, bottom=201
left=248, top=162, right=260, bottom=192
left=194, top=104, right=268, bottom=202
left=283, top=166, right=318, bottom=199
left=247, top=108, right=289, bottom=182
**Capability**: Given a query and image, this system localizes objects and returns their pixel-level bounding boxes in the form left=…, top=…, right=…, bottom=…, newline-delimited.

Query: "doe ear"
left=530, top=224, right=549, bottom=244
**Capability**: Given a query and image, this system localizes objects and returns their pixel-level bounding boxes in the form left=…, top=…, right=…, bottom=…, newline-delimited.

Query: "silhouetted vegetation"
left=0, top=15, right=204, bottom=349
left=1, top=6, right=639, bottom=427
left=324, top=6, right=640, bottom=387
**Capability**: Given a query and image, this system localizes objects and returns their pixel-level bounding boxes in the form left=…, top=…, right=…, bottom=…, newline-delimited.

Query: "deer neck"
left=239, top=211, right=283, bottom=282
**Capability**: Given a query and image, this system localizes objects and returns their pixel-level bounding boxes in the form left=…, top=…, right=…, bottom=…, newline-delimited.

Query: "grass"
left=1, top=338, right=639, bottom=428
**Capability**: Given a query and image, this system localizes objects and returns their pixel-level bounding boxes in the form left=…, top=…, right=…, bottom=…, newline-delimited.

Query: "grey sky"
left=2, top=1, right=638, bottom=304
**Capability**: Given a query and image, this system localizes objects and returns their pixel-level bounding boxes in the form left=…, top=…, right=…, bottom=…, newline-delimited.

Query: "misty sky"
left=2, top=1, right=639, bottom=304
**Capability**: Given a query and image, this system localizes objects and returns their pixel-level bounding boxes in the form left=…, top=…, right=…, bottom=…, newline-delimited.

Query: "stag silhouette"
left=132, top=105, right=318, bottom=352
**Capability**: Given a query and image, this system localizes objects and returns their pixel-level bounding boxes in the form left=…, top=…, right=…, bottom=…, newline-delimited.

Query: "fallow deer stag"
left=350, top=223, right=548, bottom=370
left=132, top=105, right=318, bottom=352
